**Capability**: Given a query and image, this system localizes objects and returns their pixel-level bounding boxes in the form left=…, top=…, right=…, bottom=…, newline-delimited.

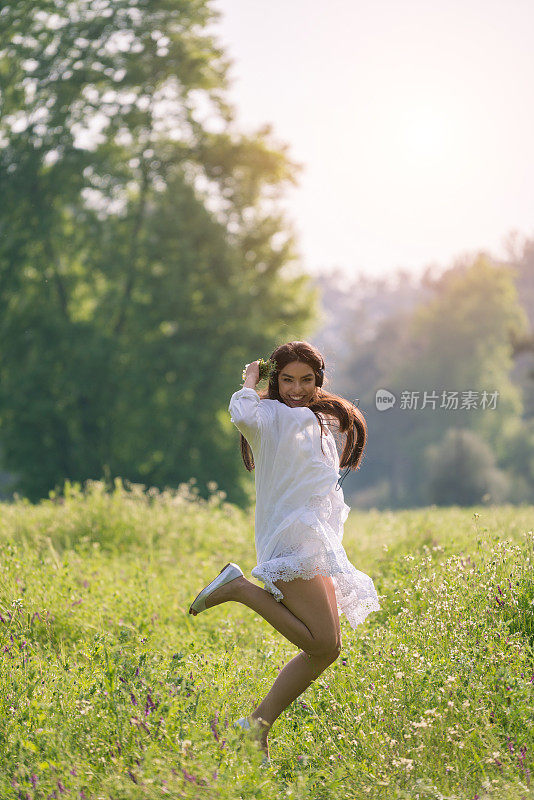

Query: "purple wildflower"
left=181, top=768, right=197, bottom=783
left=210, top=715, right=220, bottom=742
left=144, top=692, right=156, bottom=716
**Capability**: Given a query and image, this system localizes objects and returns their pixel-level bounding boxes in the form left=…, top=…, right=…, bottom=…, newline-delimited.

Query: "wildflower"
left=182, top=768, right=197, bottom=784
left=178, top=739, right=192, bottom=755
left=144, top=692, right=156, bottom=716
left=210, top=715, right=220, bottom=742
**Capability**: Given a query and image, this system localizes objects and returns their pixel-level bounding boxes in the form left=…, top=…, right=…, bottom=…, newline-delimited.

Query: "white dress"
left=228, top=386, right=381, bottom=629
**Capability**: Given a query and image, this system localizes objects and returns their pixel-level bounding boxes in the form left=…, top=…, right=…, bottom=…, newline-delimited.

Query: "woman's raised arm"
left=228, top=361, right=273, bottom=445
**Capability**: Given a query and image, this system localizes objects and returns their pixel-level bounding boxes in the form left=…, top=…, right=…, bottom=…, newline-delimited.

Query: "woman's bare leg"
left=248, top=574, right=341, bottom=754
left=198, top=573, right=339, bottom=655
left=197, top=573, right=342, bottom=755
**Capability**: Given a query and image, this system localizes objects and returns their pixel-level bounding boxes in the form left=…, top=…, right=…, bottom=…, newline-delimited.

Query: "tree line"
left=1, top=1, right=532, bottom=508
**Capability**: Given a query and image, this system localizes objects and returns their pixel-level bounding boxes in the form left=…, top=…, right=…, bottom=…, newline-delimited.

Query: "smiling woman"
left=188, top=339, right=380, bottom=763
left=279, top=363, right=316, bottom=407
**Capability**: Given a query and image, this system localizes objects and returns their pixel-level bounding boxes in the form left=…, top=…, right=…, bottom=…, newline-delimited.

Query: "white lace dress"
left=228, top=387, right=381, bottom=629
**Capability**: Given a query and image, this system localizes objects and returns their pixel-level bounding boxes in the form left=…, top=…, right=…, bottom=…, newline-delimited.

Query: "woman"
left=189, top=341, right=381, bottom=764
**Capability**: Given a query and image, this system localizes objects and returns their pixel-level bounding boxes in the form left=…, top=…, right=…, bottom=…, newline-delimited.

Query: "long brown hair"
left=238, top=341, right=367, bottom=479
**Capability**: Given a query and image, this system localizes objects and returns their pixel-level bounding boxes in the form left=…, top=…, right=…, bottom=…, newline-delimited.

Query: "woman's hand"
left=242, top=360, right=261, bottom=388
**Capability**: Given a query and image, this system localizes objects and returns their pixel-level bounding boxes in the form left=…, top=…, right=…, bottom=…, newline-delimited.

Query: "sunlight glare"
left=399, top=106, right=452, bottom=164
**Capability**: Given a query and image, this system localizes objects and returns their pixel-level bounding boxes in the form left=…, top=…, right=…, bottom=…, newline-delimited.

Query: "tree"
left=0, top=0, right=320, bottom=502
left=383, top=253, right=529, bottom=505
left=322, top=253, right=531, bottom=508
left=423, top=428, right=510, bottom=506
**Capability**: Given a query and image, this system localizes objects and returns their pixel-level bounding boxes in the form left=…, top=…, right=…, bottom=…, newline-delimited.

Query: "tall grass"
left=0, top=478, right=532, bottom=799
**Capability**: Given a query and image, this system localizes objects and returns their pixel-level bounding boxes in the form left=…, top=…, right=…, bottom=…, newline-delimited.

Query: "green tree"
left=0, top=0, right=320, bottom=503
left=330, top=254, right=531, bottom=508
left=383, top=254, right=529, bottom=505
left=423, top=427, right=510, bottom=506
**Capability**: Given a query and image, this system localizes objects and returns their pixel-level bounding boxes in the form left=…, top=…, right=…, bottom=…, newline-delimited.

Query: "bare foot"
left=189, top=575, right=246, bottom=615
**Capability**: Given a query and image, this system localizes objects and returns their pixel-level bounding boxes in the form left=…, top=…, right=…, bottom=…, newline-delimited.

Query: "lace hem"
left=251, top=498, right=381, bottom=630
left=252, top=550, right=381, bottom=630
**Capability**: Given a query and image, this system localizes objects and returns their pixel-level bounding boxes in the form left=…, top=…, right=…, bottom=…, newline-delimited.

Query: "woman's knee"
left=306, top=625, right=342, bottom=659
left=304, top=637, right=342, bottom=661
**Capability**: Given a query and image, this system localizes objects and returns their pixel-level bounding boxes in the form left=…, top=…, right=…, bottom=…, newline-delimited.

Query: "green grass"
left=0, top=478, right=533, bottom=799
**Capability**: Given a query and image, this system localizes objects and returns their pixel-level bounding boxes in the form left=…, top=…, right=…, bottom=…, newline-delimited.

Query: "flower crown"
left=241, top=358, right=278, bottom=385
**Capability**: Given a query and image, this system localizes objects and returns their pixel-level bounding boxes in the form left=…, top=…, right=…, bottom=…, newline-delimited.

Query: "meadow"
left=0, top=478, right=532, bottom=800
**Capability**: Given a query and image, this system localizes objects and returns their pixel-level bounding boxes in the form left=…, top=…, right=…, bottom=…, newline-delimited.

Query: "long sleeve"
left=228, top=387, right=273, bottom=447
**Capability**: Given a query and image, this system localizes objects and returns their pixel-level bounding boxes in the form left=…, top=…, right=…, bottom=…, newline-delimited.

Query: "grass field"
left=0, top=478, right=533, bottom=799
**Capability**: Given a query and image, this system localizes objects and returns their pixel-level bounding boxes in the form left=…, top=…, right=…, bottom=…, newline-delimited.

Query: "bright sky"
left=208, top=0, right=534, bottom=281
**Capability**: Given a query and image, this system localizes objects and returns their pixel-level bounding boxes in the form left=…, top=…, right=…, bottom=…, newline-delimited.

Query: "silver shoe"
left=233, top=716, right=252, bottom=730
left=188, top=562, right=244, bottom=615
